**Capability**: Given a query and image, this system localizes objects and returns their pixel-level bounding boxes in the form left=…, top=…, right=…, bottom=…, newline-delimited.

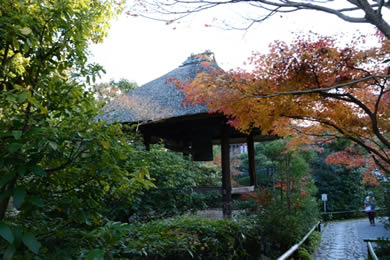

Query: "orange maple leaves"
left=178, top=32, right=390, bottom=174
left=325, top=147, right=366, bottom=169
left=326, top=146, right=380, bottom=186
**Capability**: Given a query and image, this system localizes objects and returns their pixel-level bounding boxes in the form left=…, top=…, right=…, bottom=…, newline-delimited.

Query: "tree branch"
left=282, top=114, right=390, bottom=166
left=341, top=92, right=390, bottom=150
left=371, top=154, right=390, bottom=174
left=247, top=74, right=390, bottom=98
left=45, top=142, right=87, bottom=173
left=136, top=0, right=390, bottom=38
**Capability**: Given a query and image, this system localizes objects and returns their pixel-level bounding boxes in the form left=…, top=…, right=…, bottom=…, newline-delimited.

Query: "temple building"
left=98, top=51, right=276, bottom=218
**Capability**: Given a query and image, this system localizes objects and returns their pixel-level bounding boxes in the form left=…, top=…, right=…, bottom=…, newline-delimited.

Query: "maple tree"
left=177, top=32, right=390, bottom=175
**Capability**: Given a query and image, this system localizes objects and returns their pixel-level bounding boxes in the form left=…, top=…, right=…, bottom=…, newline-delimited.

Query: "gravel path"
left=312, top=217, right=390, bottom=260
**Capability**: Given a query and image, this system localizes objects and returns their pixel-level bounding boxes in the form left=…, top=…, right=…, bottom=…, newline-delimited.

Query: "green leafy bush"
left=85, top=216, right=263, bottom=259
left=297, top=248, right=312, bottom=260
left=191, top=191, right=222, bottom=209
left=257, top=197, right=319, bottom=258
left=123, top=145, right=221, bottom=222
left=305, top=231, right=321, bottom=253
left=373, top=239, right=390, bottom=259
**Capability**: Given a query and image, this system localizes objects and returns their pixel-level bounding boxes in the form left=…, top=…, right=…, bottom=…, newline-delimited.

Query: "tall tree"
left=0, top=0, right=155, bottom=256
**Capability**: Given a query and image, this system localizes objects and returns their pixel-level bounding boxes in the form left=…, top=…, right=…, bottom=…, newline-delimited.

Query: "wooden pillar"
left=183, top=140, right=190, bottom=158
left=143, top=135, right=151, bottom=151
left=247, top=134, right=257, bottom=187
left=221, top=128, right=232, bottom=219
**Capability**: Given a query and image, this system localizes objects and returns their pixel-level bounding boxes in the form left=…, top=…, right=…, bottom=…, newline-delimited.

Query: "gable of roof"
left=97, top=51, right=219, bottom=124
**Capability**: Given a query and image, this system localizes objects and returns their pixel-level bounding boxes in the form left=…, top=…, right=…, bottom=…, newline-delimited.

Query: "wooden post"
left=221, top=128, right=232, bottom=219
left=247, top=133, right=257, bottom=187
left=143, top=135, right=151, bottom=151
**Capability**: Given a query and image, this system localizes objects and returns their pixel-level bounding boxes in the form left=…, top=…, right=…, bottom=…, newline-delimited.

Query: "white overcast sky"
left=89, top=5, right=377, bottom=86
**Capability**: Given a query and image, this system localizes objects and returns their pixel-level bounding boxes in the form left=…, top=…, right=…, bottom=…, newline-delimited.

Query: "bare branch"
left=133, top=0, right=390, bottom=38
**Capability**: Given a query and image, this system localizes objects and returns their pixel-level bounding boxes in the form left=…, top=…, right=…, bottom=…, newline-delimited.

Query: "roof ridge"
left=181, top=50, right=216, bottom=67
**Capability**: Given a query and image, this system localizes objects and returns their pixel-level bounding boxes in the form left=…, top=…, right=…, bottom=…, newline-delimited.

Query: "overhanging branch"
left=248, top=74, right=390, bottom=98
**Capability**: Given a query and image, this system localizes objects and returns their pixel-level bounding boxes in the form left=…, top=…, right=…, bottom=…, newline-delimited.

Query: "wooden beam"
left=221, top=128, right=232, bottom=219
left=247, top=134, right=257, bottom=187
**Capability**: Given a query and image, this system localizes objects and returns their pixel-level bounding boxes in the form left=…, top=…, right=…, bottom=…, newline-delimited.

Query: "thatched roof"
left=98, top=51, right=219, bottom=124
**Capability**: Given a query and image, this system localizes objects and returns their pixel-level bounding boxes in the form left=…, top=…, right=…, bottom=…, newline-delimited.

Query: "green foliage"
left=237, top=139, right=320, bottom=257
left=236, top=140, right=317, bottom=188
left=114, top=78, right=138, bottom=93
left=94, top=78, right=138, bottom=103
left=373, top=239, right=390, bottom=259
left=297, top=248, right=312, bottom=260
left=5, top=132, right=156, bottom=257
left=383, top=182, right=390, bottom=228
left=257, top=195, right=319, bottom=257
left=0, top=0, right=163, bottom=257
left=85, top=216, right=262, bottom=259
left=120, top=145, right=221, bottom=221
left=236, top=170, right=274, bottom=187
left=295, top=230, right=321, bottom=259
left=4, top=129, right=158, bottom=256
left=192, top=163, right=221, bottom=187
left=312, top=140, right=365, bottom=212
left=238, top=143, right=270, bottom=171
left=306, top=231, right=321, bottom=253
left=191, top=191, right=222, bottom=209
left=232, top=198, right=259, bottom=210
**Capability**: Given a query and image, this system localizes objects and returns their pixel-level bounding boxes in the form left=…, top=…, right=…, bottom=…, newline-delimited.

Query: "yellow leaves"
left=75, top=0, right=89, bottom=9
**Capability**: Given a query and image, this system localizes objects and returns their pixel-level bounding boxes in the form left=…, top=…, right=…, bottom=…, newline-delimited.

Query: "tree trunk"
left=0, top=179, right=16, bottom=220
left=286, top=156, right=291, bottom=214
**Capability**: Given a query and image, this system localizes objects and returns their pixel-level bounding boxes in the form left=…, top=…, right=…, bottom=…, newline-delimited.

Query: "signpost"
left=321, top=194, right=328, bottom=213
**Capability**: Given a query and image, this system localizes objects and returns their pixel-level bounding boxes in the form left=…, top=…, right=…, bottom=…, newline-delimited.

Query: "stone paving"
left=312, top=217, right=390, bottom=260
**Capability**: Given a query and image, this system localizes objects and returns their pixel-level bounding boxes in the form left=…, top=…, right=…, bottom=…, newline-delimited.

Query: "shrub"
left=191, top=191, right=222, bottom=209
left=85, top=216, right=263, bottom=259
left=245, top=187, right=320, bottom=258
left=122, top=145, right=222, bottom=222
left=373, top=239, right=390, bottom=259
left=305, top=231, right=321, bottom=253
left=297, top=248, right=312, bottom=260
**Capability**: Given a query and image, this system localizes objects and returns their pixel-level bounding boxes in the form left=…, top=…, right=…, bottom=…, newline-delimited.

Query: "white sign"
left=321, top=194, right=328, bottom=201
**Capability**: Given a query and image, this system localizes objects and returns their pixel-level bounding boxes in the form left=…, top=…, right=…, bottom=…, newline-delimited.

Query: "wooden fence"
left=321, top=208, right=385, bottom=220
left=277, top=221, right=321, bottom=260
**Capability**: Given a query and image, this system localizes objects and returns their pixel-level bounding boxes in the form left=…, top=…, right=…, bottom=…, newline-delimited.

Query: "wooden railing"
left=277, top=221, right=321, bottom=260
left=364, top=239, right=382, bottom=260
left=321, top=208, right=385, bottom=221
